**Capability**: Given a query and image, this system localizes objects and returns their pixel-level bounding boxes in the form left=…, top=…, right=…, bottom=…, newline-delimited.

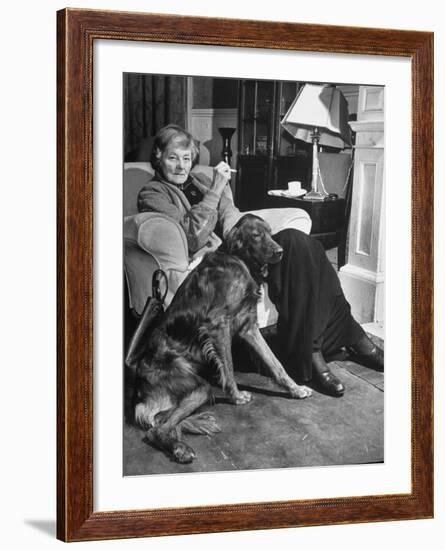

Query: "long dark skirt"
left=267, top=229, right=365, bottom=383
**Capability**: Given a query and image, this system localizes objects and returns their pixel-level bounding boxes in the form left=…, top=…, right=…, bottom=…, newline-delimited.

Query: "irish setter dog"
left=133, top=214, right=312, bottom=463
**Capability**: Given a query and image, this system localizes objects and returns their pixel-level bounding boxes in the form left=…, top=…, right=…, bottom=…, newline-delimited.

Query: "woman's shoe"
left=348, top=335, right=384, bottom=371
left=315, top=370, right=345, bottom=397
left=312, top=351, right=345, bottom=397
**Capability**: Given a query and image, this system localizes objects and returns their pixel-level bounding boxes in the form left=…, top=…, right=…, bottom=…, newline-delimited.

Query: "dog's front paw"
left=289, top=384, right=312, bottom=399
left=231, top=390, right=252, bottom=405
left=172, top=441, right=196, bottom=464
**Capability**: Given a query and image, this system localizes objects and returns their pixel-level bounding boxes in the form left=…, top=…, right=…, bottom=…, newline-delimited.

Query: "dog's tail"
left=180, top=411, right=221, bottom=435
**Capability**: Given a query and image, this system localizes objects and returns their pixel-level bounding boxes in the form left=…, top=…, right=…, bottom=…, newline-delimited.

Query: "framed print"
left=57, top=8, right=433, bottom=542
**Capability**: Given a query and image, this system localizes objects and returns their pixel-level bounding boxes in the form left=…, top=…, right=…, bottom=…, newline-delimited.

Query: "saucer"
left=268, top=189, right=307, bottom=198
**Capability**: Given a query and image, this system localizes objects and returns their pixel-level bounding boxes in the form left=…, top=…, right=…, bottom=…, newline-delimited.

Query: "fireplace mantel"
left=339, top=86, right=385, bottom=337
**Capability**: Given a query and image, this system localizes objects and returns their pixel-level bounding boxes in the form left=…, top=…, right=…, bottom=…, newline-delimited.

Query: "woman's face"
left=158, top=146, right=192, bottom=186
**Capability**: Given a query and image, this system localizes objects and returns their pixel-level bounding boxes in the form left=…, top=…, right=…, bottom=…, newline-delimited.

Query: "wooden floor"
left=123, top=351, right=384, bottom=476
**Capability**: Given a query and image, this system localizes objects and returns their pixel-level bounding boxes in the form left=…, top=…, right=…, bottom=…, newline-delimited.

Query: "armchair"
left=123, top=162, right=312, bottom=328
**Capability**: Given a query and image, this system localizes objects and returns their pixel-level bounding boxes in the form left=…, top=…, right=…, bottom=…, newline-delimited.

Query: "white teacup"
left=288, top=181, right=303, bottom=195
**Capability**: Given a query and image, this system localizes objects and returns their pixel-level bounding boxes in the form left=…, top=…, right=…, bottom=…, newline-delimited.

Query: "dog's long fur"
left=133, top=214, right=311, bottom=463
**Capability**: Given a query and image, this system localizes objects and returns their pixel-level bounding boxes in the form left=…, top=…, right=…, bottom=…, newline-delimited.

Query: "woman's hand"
left=211, top=161, right=232, bottom=196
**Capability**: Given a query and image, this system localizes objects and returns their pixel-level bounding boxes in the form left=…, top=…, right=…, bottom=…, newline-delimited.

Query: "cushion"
left=242, top=208, right=312, bottom=237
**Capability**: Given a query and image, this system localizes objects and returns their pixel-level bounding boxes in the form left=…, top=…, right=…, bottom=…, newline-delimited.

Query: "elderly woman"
left=138, top=124, right=383, bottom=397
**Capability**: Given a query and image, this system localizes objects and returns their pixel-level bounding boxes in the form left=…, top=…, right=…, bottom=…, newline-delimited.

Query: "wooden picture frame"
left=57, top=8, right=434, bottom=542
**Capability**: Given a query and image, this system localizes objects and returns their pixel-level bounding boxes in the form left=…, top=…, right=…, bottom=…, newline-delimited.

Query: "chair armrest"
left=124, top=212, right=189, bottom=272
left=248, top=208, right=312, bottom=235
left=124, top=212, right=193, bottom=313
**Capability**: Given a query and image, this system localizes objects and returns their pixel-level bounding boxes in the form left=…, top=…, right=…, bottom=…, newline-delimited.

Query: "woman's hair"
left=150, top=124, right=200, bottom=169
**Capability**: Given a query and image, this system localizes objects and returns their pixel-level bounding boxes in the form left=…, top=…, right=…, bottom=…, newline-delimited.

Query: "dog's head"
left=224, top=214, right=283, bottom=281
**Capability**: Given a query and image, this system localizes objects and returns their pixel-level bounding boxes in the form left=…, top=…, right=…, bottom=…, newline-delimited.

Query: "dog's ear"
left=225, top=226, right=243, bottom=254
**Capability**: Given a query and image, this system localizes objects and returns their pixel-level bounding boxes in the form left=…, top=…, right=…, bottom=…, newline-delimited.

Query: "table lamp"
left=281, top=83, right=351, bottom=200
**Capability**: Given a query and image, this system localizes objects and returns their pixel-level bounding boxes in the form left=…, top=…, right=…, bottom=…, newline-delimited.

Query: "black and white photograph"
left=123, top=74, right=385, bottom=476
left=3, top=0, right=441, bottom=546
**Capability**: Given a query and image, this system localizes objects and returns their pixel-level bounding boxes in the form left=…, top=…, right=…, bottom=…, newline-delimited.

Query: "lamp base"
left=304, top=189, right=327, bottom=201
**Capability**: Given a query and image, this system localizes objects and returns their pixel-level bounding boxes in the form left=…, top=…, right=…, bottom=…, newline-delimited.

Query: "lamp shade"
left=281, top=84, right=351, bottom=149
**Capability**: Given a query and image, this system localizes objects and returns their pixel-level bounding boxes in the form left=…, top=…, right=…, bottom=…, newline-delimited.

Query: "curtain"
left=124, top=74, right=188, bottom=161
